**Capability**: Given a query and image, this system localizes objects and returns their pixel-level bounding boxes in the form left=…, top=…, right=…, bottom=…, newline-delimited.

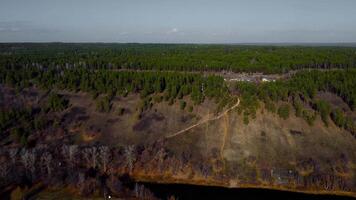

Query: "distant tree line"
left=0, top=43, right=356, bottom=73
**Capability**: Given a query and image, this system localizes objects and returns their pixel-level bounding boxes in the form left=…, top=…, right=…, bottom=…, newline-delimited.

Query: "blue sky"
left=1, top=0, right=356, bottom=43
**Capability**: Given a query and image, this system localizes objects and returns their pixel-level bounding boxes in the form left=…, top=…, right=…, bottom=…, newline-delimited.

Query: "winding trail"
left=166, top=98, right=240, bottom=138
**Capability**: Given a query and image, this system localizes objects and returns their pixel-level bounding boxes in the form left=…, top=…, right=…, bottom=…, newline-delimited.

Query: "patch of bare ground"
left=316, top=91, right=356, bottom=121
left=55, top=90, right=218, bottom=146
left=316, top=91, right=350, bottom=111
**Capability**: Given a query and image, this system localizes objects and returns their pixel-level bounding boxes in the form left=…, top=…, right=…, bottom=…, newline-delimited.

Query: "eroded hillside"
left=1, top=84, right=356, bottom=198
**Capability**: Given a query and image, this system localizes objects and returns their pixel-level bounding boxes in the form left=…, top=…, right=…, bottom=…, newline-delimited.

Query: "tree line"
left=1, top=43, right=356, bottom=73
left=0, top=65, right=228, bottom=107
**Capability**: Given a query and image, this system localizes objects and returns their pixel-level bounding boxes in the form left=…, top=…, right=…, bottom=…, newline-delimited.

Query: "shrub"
left=302, top=109, right=316, bottom=126
left=153, top=95, right=163, bottom=103
left=265, top=100, right=276, bottom=113
left=293, top=98, right=303, bottom=117
left=117, top=107, right=125, bottom=116
left=137, top=98, right=152, bottom=113
left=10, top=186, right=24, bottom=200
left=277, top=104, right=290, bottom=120
left=91, top=91, right=99, bottom=100
left=96, top=96, right=111, bottom=112
left=188, top=106, right=193, bottom=112
left=180, top=101, right=187, bottom=110
left=331, top=109, right=345, bottom=128
left=47, top=92, right=69, bottom=112
left=10, top=127, right=22, bottom=141
left=243, top=116, right=249, bottom=125
left=315, top=100, right=331, bottom=126
left=20, top=135, right=28, bottom=146
left=33, top=116, right=47, bottom=130
left=168, top=98, right=174, bottom=106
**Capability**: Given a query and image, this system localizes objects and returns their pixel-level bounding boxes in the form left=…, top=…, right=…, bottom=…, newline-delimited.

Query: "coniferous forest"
left=1, top=43, right=356, bottom=73
left=1, top=43, right=356, bottom=136
left=1, top=43, right=356, bottom=199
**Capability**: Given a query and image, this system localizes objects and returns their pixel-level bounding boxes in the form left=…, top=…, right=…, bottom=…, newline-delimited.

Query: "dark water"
left=141, top=182, right=355, bottom=200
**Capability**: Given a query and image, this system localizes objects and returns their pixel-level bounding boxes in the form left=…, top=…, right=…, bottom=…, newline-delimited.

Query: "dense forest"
left=0, top=44, right=355, bottom=138
left=0, top=65, right=228, bottom=106
left=1, top=43, right=356, bottom=73
left=1, top=63, right=355, bottom=137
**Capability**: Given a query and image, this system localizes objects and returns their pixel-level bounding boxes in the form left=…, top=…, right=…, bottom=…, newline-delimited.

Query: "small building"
left=262, top=78, right=270, bottom=82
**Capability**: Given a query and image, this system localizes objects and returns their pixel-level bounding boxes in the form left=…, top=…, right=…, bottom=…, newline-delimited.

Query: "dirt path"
left=166, top=98, right=240, bottom=138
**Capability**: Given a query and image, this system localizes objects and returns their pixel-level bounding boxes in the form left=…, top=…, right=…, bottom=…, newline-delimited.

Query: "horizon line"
left=1, top=41, right=356, bottom=46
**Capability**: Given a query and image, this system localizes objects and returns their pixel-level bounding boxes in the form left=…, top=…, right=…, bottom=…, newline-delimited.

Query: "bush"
left=153, top=95, right=163, bottom=103
left=302, top=109, right=316, bottom=126
left=91, top=91, right=99, bottom=100
left=293, top=98, right=303, bottom=117
left=265, top=100, right=276, bottom=113
left=117, top=107, right=125, bottom=116
left=180, top=101, right=187, bottom=110
left=168, top=98, right=174, bottom=106
left=277, top=104, right=290, bottom=120
left=20, top=135, right=28, bottom=146
left=138, top=98, right=152, bottom=113
left=33, top=116, right=47, bottom=130
left=243, top=112, right=249, bottom=125
left=315, top=100, right=331, bottom=126
left=331, top=109, right=345, bottom=128
left=188, top=106, right=193, bottom=112
left=10, top=186, right=24, bottom=200
left=96, top=96, right=111, bottom=112
left=47, top=92, right=69, bottom=112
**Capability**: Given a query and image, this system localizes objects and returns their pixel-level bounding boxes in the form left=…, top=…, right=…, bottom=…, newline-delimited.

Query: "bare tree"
left=83, top=146, right=98, bottom=168
left=62, top=144, right=78, bottom=168
left=98, top=146, right=111, bottom=173
left=8, top=148, right=18, bottom=165
left=155, top=148, right=167, bottom=172
left=78, top=172, right=86, bottom=191
left=124, top=145, right=136, bottom=173
left=134, top=183, right=155, bottom=199
left=156, top=148, right=167, bottom=163
left=41, top=152, right=53, bottom=176
left=21, top=149, right=36, bottom=177
left=0, top=162, right=10, bottom=179
left=68, top=145, right=78, bottom=163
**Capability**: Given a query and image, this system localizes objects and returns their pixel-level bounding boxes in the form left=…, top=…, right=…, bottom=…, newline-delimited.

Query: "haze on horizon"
left=1, top=0, right=356, bottom=43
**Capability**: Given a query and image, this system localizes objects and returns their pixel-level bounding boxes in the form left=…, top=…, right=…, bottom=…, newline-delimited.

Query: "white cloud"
left=167, top=28, right=179, bottom=34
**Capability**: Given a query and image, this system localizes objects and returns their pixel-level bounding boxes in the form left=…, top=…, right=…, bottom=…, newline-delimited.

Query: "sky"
left=1, top=0, right=356, bottom=43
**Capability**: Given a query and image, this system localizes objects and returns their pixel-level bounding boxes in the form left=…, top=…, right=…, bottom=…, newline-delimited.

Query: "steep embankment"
left=1, top=85, right=355, bottom=198
left=131, top=106, right=356, bottom=197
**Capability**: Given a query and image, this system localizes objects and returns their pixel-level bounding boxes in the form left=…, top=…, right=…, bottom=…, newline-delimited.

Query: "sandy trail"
left=166, top=98, right=240, bottom=138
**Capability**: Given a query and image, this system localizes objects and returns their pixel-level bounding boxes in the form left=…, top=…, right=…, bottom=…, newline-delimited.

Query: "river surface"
left=140, top=182, right=355, bottom=200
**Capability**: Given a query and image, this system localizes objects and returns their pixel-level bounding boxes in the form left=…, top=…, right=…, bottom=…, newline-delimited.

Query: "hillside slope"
left=1, top=84, right=355, bottom=198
